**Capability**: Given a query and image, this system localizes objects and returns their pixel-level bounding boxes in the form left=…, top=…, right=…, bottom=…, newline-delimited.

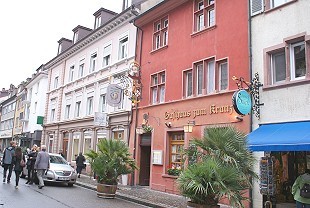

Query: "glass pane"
left=293, top=43, right=306, bottom=78
left=197, top=64, right=203, bottom=95
left=159, top=86, right=165, bottom=103
left=83, top=138, right=91, bottom=154
left=272, top=51, right=286, bottom=83
left=220, top=62, right=228, bottom=90
left=197, top=14, right=204, bottom=31
left=152, top=88, right=157, bottom=104
left=72, top=139, right=79, bottom=161
left=208, top=9, right=215, bottom=27
left=207, top=61, right=215, bottom=93
left=187, top=71, right=193, bottom=96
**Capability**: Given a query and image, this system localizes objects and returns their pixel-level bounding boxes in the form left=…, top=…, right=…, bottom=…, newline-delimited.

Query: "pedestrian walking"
left=75, top=152, right=85, bottom=178
left=12, top=147, right=25, bottom=189
left=34, top=145, right=50, bottom=189
left=2, top=141, right=16, bottom=183
left=26, top=144, right=38, bottom=185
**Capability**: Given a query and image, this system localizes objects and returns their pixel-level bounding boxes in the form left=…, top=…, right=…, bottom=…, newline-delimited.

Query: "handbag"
left=300, top=183, right=310, bottom=198
left=20, top=159, right=26, bottom=168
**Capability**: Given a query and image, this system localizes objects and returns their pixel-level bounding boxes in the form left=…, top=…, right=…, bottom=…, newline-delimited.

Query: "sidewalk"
left=76, top=174, right=187, bottom=208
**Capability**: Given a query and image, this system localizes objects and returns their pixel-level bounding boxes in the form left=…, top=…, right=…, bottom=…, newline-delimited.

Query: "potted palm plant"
left=177, top=126, right=257, bottom=208
left=85, top=139, right=137, bottom=198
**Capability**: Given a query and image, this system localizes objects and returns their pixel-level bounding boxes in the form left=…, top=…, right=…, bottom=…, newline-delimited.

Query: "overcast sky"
left=0, top=0, right=123, bottom=89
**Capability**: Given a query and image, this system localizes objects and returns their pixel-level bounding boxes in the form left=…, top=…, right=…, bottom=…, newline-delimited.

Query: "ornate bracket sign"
left=232, top=72, right=263, bottom=119
left=113, top=61, right=142, bottom=105
left=106, top=84, right=123, bottom=107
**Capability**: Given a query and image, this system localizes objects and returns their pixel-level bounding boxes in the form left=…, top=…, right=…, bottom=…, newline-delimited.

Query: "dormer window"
left=73, top=32, right=78, bottom=44
left=95, top=16, right=101, bottom=29
left=58, top=44, right=62, bottom=55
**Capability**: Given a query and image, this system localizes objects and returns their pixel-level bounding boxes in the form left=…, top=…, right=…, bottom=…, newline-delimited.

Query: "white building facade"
left=22, top=65, right=48, bottom=147
left=42, top=6, right=140, bottom=170
left=249, top=0, right=310, bottom=207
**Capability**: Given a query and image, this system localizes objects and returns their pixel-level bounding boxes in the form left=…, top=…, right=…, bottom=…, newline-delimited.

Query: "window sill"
left=150, top=45, right=168, bottom=54
left=191, top=25, right=216, bottom=37
left=263, top=78, right=310, bottom=91
left=162, top=174, right=178, bottom=179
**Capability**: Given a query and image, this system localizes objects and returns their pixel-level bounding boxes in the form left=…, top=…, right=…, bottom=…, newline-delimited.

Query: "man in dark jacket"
left=2, top=141, right=16, bottom=183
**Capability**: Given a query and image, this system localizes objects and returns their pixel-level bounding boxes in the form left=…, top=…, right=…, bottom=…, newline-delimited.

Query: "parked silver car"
left=23, top=153, right=77, bottom=187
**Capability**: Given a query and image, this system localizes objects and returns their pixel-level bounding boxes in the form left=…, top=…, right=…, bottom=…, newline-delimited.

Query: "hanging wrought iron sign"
left=232, top=72, right=263, bottom=119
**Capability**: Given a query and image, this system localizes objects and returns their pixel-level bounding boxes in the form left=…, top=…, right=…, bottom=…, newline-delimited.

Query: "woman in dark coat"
left=75, top=152, right=85, bottom=178
left=26, top=145, right=37, bottom=184
left=12, top=147, right=25, bottom=189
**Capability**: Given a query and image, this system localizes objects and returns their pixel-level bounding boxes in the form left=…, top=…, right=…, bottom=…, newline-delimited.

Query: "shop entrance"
left=261, top=151, right=310, bottom=207
left=139, top=134, right=151, bottom=186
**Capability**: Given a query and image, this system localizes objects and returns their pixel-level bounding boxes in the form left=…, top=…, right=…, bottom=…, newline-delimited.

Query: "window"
left=90, top=53, right=97, bottom=72
left=75, top=101, right=81, bottom=117
left=196, top=64, right=203, bottom=95
left=150, top=72, right=165, bottom=104
left=270, top=50, right=286, bottom=84
left=34, top=102, right=37, bottom=114
left=99, top=94, right=106, bottom=112
left=65, top=104, right=71, bottom=119
left=54, top=76, right=59, bottom=89
left=50, top=109, right=55, bottom=122
left=207, top=60, right=215, bottom=93
left=169, top=132, right=184, bottom=170
left=69, top=65, right=74, bottom=82
left=270, top=0, right=291, bottom=8
left=266, top=38, right=309, bottom=86
left=119, top=36, right=128, bottom=60
left=103, top=44, right=112, bottom=67
left=290, top=42, right=306, bottom=80
left=194, top=0, right=216, bottom=32
left=153, top=17, right=168, bottom=50
left=73, top=32, right=78, bottom=44
left=185, top=70, right=193, bottom=97
left=219, top=61, right=228, bottom=91
left=86, top=96, right=93, bottom=115
left=28, top=88, right=32, bottom=102
left=95, top=16, right=101, bottom=29
left=113, top=130, right=124, bottom=140
left=36, top=82, right=40, bottom=93
left=78, top=61, right=84, bottom=78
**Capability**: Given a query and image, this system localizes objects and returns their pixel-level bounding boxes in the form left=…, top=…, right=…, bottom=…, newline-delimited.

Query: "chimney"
left=57, top=38, right=72, bottom=55
left=93, top=8, right=118, bottom=30
left=72, top=25, right=92, bottom=44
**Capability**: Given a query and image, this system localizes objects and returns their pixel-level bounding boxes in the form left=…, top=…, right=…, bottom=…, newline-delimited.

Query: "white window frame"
left=90, top=52, right=97, bottom=73
left=78, top=60, right=84, bottom=78
left=99, top=94, right=106, bottom=112
left=73, top=32, right=78, bottom=44
left=219, top=62, right=228, bottom=91
left=86, top=96, right=94, bottom=115
left=103, top=43, right=112, bottom=67
left=185, top=70, right=193, bottom=97
left=95, top=16, right=101, bottom=29
left=207, top=61, right=215, bottom=94
left=65, top=104, right=71, bottom=119
left=118, top=35, right=128, bottom=60
left=208, top=8, right=215, bottom=27
left=270, top=0, right=290, bottom=9
left=197, top=13, right=204, bottom=31
left=69, top=65, right=74, bottom=82
left=270, top=51, right=286, bottom=84
left=290, top=42, right=306, bottom=81
left=50, top=109, right=55, bottom=122
left=196, top=64, right=203, bottom=95
left=75, top=101, right=81, bottom=117
left=54, top=76, right=59, bottom=89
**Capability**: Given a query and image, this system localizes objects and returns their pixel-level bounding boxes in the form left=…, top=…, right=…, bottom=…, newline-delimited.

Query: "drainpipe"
left=248, top=0, right=254, bottom=208
left=130, top=21, right=143, bottom=186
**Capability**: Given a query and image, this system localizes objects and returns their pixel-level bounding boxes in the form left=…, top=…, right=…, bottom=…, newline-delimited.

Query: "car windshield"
left=50, top=155, right=68, bottom=164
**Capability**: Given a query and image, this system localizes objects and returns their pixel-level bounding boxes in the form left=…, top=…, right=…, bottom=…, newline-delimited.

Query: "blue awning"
left=247, top=121, right=310, bottom=151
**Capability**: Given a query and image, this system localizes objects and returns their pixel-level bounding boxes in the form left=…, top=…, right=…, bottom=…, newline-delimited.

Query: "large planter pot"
left=97, top=183, right=117, bottom=199
left=187, top=201, right=220, bottom=208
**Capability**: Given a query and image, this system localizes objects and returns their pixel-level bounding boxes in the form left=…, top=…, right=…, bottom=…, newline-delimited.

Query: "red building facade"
left=130, top=0, right=250, bottom=201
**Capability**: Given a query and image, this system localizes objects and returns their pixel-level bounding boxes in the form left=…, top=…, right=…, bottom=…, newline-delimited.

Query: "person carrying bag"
left=292, top=169, right=310, bottom=208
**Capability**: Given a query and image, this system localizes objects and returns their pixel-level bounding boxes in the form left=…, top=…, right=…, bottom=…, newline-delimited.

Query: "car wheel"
left=68, top=183, right=74, bottom=187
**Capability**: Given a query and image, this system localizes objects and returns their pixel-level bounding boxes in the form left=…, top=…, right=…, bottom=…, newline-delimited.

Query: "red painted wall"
left=131, top=0, right=250, bottom=207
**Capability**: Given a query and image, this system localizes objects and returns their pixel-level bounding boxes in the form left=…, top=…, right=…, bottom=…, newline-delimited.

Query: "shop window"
left=169, top=132, right=184, bottom=171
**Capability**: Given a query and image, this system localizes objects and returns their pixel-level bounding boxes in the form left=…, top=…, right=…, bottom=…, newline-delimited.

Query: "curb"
left=75, top=181, right=176, bottom=208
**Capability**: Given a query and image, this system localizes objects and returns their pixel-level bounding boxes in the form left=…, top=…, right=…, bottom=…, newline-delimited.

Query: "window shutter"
left=251, top=0, right=264, bottom=16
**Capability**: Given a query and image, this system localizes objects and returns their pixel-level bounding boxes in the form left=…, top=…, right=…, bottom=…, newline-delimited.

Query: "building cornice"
left=45, top=6, right=139, bottom=70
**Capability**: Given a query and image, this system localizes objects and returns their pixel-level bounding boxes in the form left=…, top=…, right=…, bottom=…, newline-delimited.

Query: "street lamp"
left=183, top=121, right=195, bottom=133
